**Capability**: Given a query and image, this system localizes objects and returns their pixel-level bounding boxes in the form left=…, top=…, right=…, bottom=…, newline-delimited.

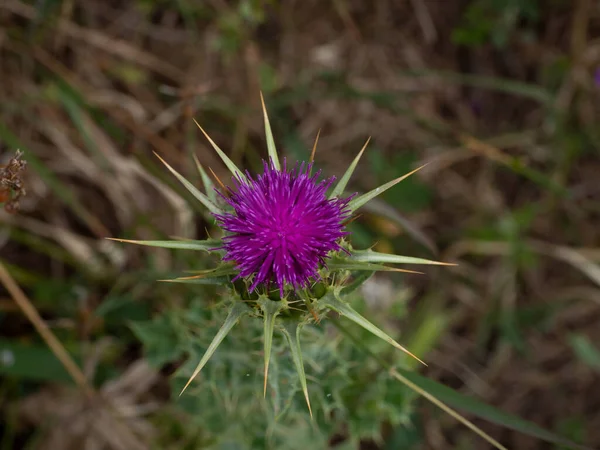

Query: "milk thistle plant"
left=116, top=96, right=452, bottom=418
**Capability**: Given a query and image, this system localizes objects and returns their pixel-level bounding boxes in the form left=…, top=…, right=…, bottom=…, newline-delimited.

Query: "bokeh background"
left=1, top=0, right=600, bottom=449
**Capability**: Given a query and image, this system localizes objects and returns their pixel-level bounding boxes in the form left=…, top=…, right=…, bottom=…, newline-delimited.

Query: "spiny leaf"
left=340, top=271, right=375, bottom=295
left=179, top=302, right=251, bottom=395
left=259, top=298, right=284, bottom=397
left=328, top=260, right=423, bottom=274
left=260, top=92, right=280, bottom=170
left=193, top=119, right=246, bottom=181
left=309, top=129, right=320, bottom=165
left=321, top=292, right=426, bottom=366
left=158, top=276, right=229, bottom=285
left=350, top=249, right=455, bottom=266
left=279, top=321, right=312, bottom=418
left=192, top=153, right=217, bottom=203
left=348, top=164, right=428, bottom=212
left=329, top=137, right=370, bottom=199
left=153, top=152, right=221, bottom=214
left=164, top=264, right=238, bottom=281
left=107, top=238, right=221, bottom=252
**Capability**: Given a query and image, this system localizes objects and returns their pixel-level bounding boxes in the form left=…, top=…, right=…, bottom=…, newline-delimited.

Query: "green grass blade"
left=259, top=298, right=283, bottom=397
left=406, top=70, right=552, bottom=105
left=393, top=368, right=590, bottom=450
left=260, top=92, right=280, bottom=170
left=107, top=238, right=221, bottom=252
left=321, top=292, right=426, bottom=366
left=334, top=320, right=588, bottom=450
left=279, top=321, right=312, bottom=417
left=179, top=302, right=251, bottom=395
left=389, top=369, right=508, bottom=450
left=192, top=153, right=217, bottom=203
left=569, top=334, right=600, bottom=371
left=347, top=164, right=427, bottom=212
left=153, top=152, right=221, bottom=214
left=192, top=119, right=246, bottom=181
left=329, top=138, right=370, bottom=199
left=350, top=249, right=455, bottom=266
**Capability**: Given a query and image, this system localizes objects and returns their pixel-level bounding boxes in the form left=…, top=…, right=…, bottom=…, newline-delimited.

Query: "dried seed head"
left=1, top=150, right=27, bottom=214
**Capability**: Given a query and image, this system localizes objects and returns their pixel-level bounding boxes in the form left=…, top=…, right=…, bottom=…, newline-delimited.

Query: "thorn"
left=192, top=119, right=219, bottom=150
left=304, top=390, right=313, bottom=419
left=263, top=361, right=269, bottom=398
left=209, top=166, right=227, bottom=192
left=342, top=213, right=362, bottom=227
left=392, top=342, right=428, bottom=367
left=105, top=237, right=137, bottom=244
left=179, top=377, right=194, bottom=397
left=388, top=268, right=424, bottom=275
left=309, top=305, right=321, bottom=324
left=172, top=272, right=218, bottom=280
left=357, top=136, right=371, bottom=159
left=152, top=150, right=169, bottom=167
left=259, top=90, right=267, bottom=112
left=309, top=129, right=321, bottom=165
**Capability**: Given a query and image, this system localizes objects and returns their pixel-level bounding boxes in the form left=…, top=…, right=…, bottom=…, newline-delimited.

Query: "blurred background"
left=1, top=0, right=600, bottom=449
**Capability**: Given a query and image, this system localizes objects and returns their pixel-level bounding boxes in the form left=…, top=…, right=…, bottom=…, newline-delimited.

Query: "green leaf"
left=130, top=315, right=184, bottom=367
left=108, top=238, right=221, bottom=252
left=348, top=165, right=427, bottom=212
left=259, top=298, right=284, bottom=397
left=279, top=321, right=312, bottom=417
left=94, top=294, right=151, bottom=323
left=260, top=92, right=280, bottom=170
left=193, top=119, right=247, bottom=182
left=179, top=301, right=251, bottom=395
left=153, top=152, right=221, bottom=214
left=0, top=338, right=78, bottom=383
left=320, top=292, right=425, bottom=366
left=329, top=138, right=370, bottom=199
left=349, top=249, right=454, bottom=266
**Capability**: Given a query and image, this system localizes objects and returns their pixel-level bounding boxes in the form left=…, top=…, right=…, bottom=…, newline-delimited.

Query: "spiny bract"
left=112, top=94, right=452, bottom=415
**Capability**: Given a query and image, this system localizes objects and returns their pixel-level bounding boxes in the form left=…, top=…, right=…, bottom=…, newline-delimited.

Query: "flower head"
left=214, top=159, right=352, bottom=296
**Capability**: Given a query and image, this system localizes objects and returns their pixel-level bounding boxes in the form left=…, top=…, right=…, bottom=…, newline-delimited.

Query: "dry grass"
left=1, top=0, right=600, bottom=448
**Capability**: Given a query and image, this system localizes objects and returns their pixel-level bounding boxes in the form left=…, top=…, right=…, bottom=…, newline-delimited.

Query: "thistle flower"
left=112, top=94, right=453, bottom=415
left=215, top=159, right=352, bottom=297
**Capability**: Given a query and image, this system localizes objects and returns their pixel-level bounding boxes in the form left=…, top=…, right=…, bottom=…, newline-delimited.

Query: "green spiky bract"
left=118, top=95, right=452, bottom=413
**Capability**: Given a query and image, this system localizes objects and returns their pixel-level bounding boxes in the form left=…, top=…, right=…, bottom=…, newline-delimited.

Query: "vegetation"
left=1, top=0, right=599, bottom=449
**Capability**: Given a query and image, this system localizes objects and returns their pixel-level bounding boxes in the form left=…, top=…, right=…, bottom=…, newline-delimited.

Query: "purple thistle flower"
left=214, top=159, right=352, bottom=296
